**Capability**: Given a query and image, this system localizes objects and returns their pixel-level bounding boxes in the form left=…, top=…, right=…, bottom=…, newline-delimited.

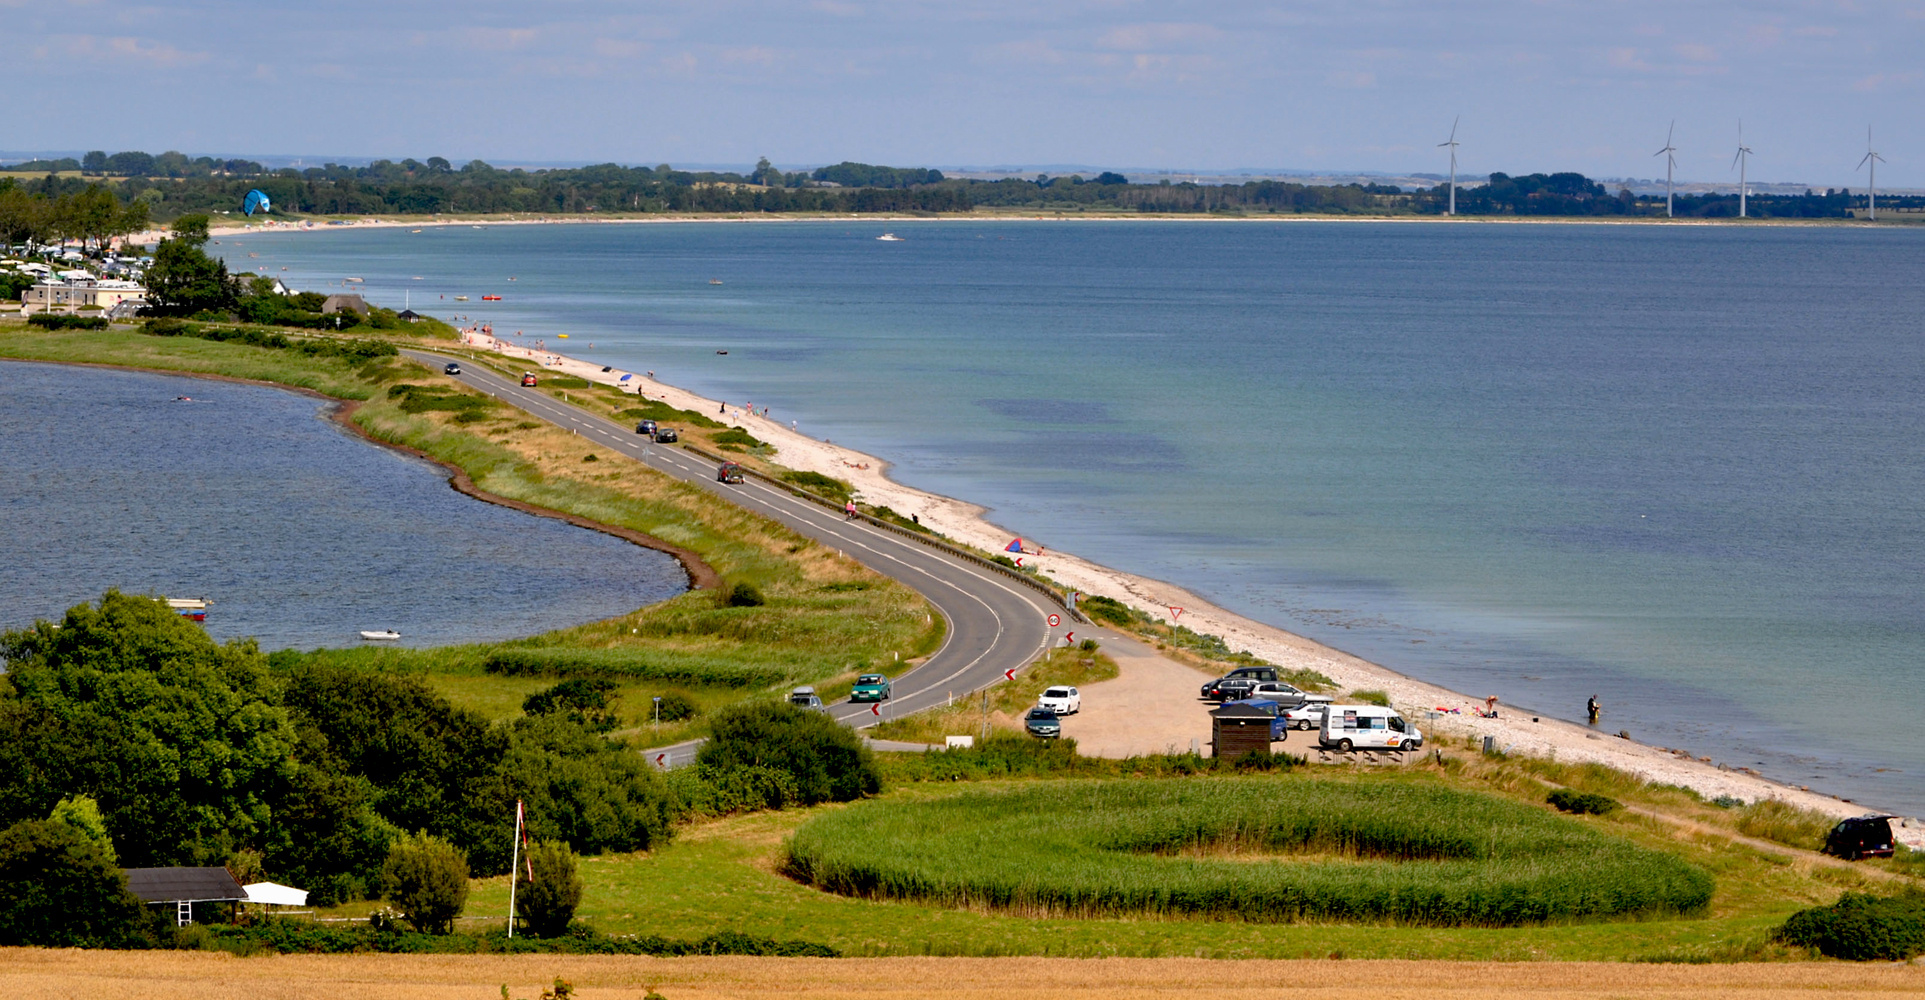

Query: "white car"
left=1283, top=695, right=1334, bottom=730
left=1037, top=686, right=1081, bottom=715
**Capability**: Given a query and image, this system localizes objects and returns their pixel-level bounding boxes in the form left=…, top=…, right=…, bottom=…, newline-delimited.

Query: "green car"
left=850, top=673, right=892, bottom=702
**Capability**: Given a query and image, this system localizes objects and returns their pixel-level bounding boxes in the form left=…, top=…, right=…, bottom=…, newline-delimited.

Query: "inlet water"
left=0, top=362, right=686, bottom=649
left=237, top=220, right=1925, bottom=812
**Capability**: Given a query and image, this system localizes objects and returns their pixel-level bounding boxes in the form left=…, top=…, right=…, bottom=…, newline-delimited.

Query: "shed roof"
left=123, top=867, right=246, bottom=903
left=1210, top=702, right=1274, bottom=719
left=321, top=293, right=370, bottom=315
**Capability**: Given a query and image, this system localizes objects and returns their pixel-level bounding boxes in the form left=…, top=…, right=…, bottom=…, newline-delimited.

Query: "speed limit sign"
left=1047, top=614, right=1061, bottom=628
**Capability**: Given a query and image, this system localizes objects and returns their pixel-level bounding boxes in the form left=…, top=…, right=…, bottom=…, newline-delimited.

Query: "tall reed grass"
left=782, top=778, right=1713, bottom=926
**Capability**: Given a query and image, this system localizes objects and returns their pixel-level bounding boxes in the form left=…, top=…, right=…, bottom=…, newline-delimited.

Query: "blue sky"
left=11, top=1, right=1922, bottom=186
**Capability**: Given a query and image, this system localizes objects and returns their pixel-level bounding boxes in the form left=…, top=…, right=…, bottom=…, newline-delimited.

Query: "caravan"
left=1319, top=704, right=1423, bottom=752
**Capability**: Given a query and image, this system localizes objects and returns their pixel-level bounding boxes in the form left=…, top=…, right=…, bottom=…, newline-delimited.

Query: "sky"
left=10, top=0, right=1924, bottom=186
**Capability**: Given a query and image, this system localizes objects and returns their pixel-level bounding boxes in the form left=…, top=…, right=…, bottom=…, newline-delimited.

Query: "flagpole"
left=507, top=799, right=522, bottom=938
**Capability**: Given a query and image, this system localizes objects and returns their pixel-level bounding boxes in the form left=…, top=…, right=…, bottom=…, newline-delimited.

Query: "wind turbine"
left=1438, top=116, right=1460, bottom=216
left=1654, top=121, right=1678, bottom=218
left=1858, top=126, right=1885, bottom=222
left=1731, top=121, right=1754, bottom=219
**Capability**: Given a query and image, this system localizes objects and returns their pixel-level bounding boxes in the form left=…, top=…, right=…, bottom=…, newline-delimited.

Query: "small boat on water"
left=166, top=598, right=210, bottom=622
left=359, top=629, right=401, bottom=641
left=877, top=233, right=904, bottom=241
left=481, top=295, right=502, bottom=301
left=454, top=295, right=469, bottom=301
left=709, top=279, right=724, bottom=285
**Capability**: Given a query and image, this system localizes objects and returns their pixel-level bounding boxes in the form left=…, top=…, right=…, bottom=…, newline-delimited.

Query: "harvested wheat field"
left=3, top=951, right=1922, bottom=1000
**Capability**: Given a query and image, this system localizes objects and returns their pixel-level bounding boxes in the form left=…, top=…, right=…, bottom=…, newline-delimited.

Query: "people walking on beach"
left=1587, top=695, right=1602, bottom=724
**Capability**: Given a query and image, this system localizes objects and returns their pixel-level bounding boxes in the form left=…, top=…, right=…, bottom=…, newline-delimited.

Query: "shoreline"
left=456, top=328, right=1922, bottom=841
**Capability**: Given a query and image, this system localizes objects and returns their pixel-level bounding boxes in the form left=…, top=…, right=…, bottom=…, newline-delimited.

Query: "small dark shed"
left=124, top=866, right=246, bottom=926
left=396, top=308, right=421, bottom=322
left=1210, top=701, right=1274, bottom=759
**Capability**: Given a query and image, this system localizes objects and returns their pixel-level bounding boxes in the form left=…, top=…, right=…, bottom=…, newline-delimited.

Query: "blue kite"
left=242, top=189, right=271, bottom=216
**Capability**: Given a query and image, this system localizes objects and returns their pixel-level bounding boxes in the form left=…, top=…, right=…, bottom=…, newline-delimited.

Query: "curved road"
left=406, top=350, right=1061, bottom=766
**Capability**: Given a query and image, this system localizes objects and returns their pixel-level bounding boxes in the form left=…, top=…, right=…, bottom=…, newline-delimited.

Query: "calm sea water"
left=0, top=362, right=686, bottom=649
left=235, top=220, right=1925, bottom=812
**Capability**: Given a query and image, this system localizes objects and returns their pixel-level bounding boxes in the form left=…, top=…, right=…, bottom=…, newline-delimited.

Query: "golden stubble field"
left=2, top=951, right=1921, bottom=1000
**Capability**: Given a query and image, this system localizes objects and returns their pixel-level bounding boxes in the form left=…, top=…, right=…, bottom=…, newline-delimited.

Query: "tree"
left=696, top=701, right=879, bottom=806
left=0, top=182, right=51, bottom=247
left=48, top=795, right=116, bottom=865
left=381, top=831, right=470, bottom=934
left=514, top=839, right=583, bottom=937
left=144, top=214, right=237, bottom=315
left=0, top=820, right=151, bottom=948
left=82, top=151, right=108, bottom=174
left=0, top=590, right=295, bottom=866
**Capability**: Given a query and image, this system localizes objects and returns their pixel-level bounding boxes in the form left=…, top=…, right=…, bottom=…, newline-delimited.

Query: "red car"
left=520, top=373, right=538, bottom=387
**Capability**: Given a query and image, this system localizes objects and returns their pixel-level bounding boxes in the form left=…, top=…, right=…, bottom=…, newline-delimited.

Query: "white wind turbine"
left=1438, top=116, right=1461, bottom=216
left=1731, top=121, right=1754, bottom=219
left=1858, top=126, right=1885, bottom=222
left=1654, top=121, right=1678, bottom=218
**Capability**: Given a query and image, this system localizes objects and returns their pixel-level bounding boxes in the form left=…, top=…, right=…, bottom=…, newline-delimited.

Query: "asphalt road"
left=407, top=350, right=1061, bottom=767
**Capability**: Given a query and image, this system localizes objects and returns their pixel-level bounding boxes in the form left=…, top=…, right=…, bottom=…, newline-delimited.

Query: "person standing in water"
left=1586, top=695, right=1601, bottom=724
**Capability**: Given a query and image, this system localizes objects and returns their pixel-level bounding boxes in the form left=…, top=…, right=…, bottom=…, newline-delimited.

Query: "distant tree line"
left=6, top=150, right=1921, bottom=225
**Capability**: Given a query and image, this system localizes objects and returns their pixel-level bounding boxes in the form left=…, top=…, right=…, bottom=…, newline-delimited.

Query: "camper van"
left=1319, top=704, right=1423, bottom=752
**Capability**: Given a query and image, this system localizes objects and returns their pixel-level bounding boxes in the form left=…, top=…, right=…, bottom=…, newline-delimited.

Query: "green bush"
left=1777, top=892, right=1925, bottom=961
left=1348, top=690, right=1391, bottom=707
left=1546, top=789, right=1620, bottom=815
left=388, top=382, right=497, bottom=419
left=617, top=399, right=724, bottom=429
left=697, top=701, right=880, bottom=807
left=382, top=831, right=471, bottom=935
left=0, top=819, right=151, bottom=948
left=515, top=840, right=584, bottom=937
left=779, top=470, right=852, bottom=501
left=725, top=582, right=766, bottom=607
left=653, top=691, right=697, bottom=722
left=1736, top=799, right=1833, bottom=851
left=522, top=679, right=617, bottom=731
left=711, top=428, right=764, bottom=448
left=783, top=779, right=1713, bottom=926
left=26, top=314, right=109, bottom=330
left=1079, top=595, right=1147, bottom=627
left=483, top=648, right=787, bottom=687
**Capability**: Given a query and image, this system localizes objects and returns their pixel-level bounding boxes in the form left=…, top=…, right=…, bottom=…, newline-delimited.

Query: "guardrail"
left=682, top=443, right=1086, bottom=624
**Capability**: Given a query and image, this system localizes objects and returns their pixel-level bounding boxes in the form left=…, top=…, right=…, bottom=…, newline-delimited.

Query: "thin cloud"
left=59, top=34, right=208, bottom=69
left=1096, top=22, right=1223, bottom=52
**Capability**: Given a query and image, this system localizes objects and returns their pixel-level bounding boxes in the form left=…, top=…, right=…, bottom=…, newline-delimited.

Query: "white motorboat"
left=876, top=233, right=903, bottom=241
left=358, top=629, right=401, bottom=641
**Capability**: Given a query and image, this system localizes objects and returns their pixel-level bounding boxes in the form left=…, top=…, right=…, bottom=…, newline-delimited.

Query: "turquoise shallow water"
left=235, top=220, right=1925, bottom=812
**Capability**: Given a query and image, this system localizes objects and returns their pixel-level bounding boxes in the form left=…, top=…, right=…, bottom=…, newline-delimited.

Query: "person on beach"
left=1587, top=695, right=1602, bottom=724
left=1484, top=694, right=1499, bottom=718
left=844, top=500, right=858, bottom=520
left=719, top=402, right=726, bottom=415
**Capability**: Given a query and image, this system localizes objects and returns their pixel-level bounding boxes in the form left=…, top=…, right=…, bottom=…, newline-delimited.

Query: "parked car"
left=520, top=373, right=538, bottom=386
left=788, top=686, right=826, bottom=713
left=1024, top=706, right=1062, bottom=738
left=1037, top=686, right=1081, bottom=715
left=850, top=673, right=893, bottom=702
left=1222, top=699, right=1289, bottom=741
left=1824, top=814, right=1897, bottom=860
left=1283, top=695, right=1334, bottom=730
left=1248, top=681, right=1308, bottom=708
left=1319, top=704, right=1423, bottom=752
left=653, top=427, right=679, bottom=443
left=443, top=362, right=462, bottom=375
left=1200, top=665, right=1279, bottom=702
left=636, top=419, right=657, bottom=436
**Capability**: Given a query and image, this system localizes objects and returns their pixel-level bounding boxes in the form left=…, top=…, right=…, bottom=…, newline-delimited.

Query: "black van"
left=1824, top=814, right=1897, bottom=860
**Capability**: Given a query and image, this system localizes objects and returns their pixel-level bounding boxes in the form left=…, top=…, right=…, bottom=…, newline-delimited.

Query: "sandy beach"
left=449, top=324, right=1921, bottom=845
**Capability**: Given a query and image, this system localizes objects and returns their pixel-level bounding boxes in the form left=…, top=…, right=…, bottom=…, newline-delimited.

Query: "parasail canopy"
left=242, top=189, right=271, bottom=216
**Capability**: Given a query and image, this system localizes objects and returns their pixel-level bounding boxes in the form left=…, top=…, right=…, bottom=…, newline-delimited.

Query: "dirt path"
left=1059, top=627, right=1219, bottom=758
left=4, top=950, right=1920, bottom=999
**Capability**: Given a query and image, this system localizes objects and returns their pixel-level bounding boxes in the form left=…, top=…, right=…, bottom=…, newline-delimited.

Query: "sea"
left=226, top=218, right=1925, bottom=813
left=0, top=362, right=687, bottom=649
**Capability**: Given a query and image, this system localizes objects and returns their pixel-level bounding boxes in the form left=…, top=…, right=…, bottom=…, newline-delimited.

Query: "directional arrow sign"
left=1004, top=668, right=1016, bottom=681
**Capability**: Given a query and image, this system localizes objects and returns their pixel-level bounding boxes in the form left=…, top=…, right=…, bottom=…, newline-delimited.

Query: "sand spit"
left=449, top=327, right=1919, bottom=843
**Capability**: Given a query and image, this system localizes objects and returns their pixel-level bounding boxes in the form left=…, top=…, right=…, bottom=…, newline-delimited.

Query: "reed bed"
left=782, top=778, right=1713, bottom=927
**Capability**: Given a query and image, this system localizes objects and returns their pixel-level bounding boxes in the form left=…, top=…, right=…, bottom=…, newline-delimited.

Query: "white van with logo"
left=1319, top=704, right=1423, bottom=752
